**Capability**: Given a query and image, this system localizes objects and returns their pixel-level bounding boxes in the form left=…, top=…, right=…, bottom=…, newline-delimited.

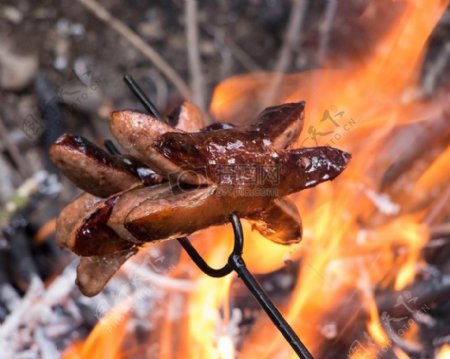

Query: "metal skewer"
left=123, top=75, right=164, bottom=120
left=179, top=214, right=314, bottom=359
left=121, top=74, right=314, bottom=359
left=104, top=139, right=121, bottom=155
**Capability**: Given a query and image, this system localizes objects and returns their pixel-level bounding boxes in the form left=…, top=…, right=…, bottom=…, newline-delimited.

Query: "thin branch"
left=224, top=36, right=264, bottom=72
left=422, top=41, right=450, bottom=96
left=0, top=117, right=30, bottom=178
left=274, top=0, right=308, bottom=73
left=203, top=24, right=264, bottom=73
left=185, top=0, right=206, bottom=111
left=263, top=0, right=308, bottom=106
left=78, top=0, right=191, bottom=99
left=377, top=272, right=450, bottom=315
left=317, top=0, right=338, bottom=65
left=431, top=222, right=450, bottom=239
left=424, top=186, right=450, bottom=226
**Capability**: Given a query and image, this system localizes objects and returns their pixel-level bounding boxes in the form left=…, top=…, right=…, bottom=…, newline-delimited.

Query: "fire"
left=218, top=335, right=235, bottom=359
left=63, top=301, right=130, bottom=359
left=64, top=0, right=449, bottom=358
left=438, top=345, right=450, bottom=359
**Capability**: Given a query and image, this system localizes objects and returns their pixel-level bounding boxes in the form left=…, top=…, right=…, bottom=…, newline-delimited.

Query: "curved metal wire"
left=177, top=237, right=233, bottom=277
left=175, top=214, right=243, bottom=278
left=180, top=214, right=313, bottom=359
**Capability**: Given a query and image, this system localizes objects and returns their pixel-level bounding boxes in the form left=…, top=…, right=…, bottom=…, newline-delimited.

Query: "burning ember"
left=1, top=0, right=450, bottom=358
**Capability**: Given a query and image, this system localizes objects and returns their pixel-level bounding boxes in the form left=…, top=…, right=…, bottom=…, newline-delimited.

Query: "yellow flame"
left=62, top=301, right=130, bottom=359
left=394, top=348, right=412, bottom=359
left=438, top=345, right=450, bottom=359
left=218, top=335, right=235, bottom=359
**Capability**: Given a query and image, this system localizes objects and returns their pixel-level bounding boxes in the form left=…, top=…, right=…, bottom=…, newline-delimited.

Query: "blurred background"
left=1, top=1, right=450, bottom=358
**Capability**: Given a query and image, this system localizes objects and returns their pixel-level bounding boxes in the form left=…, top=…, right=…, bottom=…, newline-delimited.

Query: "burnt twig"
left=377, top=272, right=450, bottom=316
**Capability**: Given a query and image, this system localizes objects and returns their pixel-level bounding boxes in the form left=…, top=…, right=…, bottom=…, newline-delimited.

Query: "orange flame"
left=63, top=301, right=130, bottom=359
left=64, top=0, right=449, bottom=357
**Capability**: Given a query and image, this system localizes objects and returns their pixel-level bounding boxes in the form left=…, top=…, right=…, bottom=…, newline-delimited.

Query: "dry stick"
left=263, top=0, right=308, bottom=107
left=424, top=186, right=450, bottom=226
left=377, top=273, right=450, bottom=316
left=422, top=41, right=450, bottom=96
left=203, top=24, right=263, bottom=73
left=0, top=117, right=30, bottom=178
left=185, top=0, right=206, bottom=112
left=431, top=223, right=450, bottom=239
left=78, top=0, right=191, bottom=100
left=224, top=36, right=264, bottom=72
left=307, top=0, right=336, bottom=111
left=317, top=0, right=337, bottom=65
left=211, top=28, right=235, bottom=78
left=274, top=0, right=308, bottom=74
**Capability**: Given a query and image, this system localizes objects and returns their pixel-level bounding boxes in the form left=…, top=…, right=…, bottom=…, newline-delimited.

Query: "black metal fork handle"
left=179, top=214, right=313, bottom=359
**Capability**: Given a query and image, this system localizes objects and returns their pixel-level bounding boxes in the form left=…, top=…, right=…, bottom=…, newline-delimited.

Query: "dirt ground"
left=1, top=0, right=449, bottom=147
